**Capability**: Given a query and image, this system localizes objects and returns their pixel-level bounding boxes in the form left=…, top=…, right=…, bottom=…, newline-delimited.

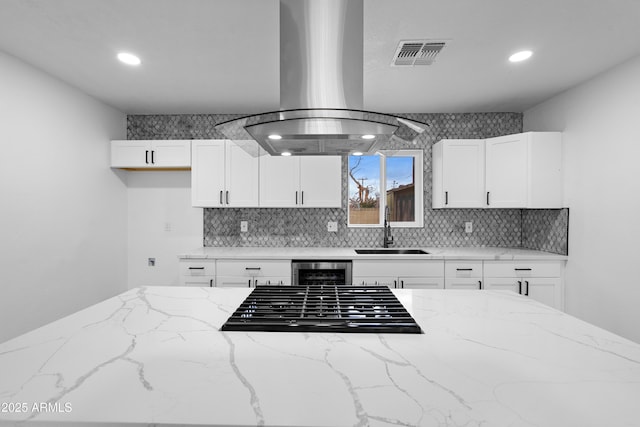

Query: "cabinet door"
left=216, top=276, right=255, bottom=288
left=111, top=141, right=150, bottom=168
left=259, top=155, right=299, bottom=207
left=226, top=141, right=259, bottom=207
left=442, top=140, right=485, bottom=208
left=445, top=278, right=483, bottom=290
left=485, top=134, right=528, bottom=208
left=399, top=277, right=445, bottom=289
left=150, top=140, right=191, bottom=167
left=182, top=278, right=214, bottom=287
left=191, top=140, right=226, bottom=207
left=299, top=157, right=342, bottom=207
left=524, top=277, right=562, bottom=309
left=483, top=277, right=520, bottom=293
left=352, top=276, right=397, bottom=287
left=256, top=276, right=291, bottom=286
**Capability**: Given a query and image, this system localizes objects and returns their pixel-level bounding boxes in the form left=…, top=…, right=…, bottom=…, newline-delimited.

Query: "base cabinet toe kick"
left=178, top=256, right=565, bottom=310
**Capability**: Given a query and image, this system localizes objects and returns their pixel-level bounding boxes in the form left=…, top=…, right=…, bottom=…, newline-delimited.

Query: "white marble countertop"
left=1, top=286, right=638, bottom=426
left=178, top=246, right=568, bottom=261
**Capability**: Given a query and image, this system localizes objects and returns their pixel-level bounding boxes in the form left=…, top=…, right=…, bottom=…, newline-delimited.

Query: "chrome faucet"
left=383, top=206, right=394, bottom=248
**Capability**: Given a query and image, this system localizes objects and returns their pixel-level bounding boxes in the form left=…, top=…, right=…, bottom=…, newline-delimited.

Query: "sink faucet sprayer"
left=383, top=206, right=394, bottom=248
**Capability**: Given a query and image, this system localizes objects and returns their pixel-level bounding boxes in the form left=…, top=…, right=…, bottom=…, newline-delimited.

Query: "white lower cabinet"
left=353, top=260, right=445, bottom=289
left=179, top=259, right=215, bottom=287
left=444, top=261, right=483, bottom=290
left=216, top=260, right=291, bottom=288
left=483, top=261, right=564, bottom=310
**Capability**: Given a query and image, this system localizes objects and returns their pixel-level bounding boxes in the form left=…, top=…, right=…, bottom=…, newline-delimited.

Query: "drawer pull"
left=456, top=268, right=473, bottom=271
left=188, top=267, right=205, bottom=270
left=515, top=268, right=532, bottom=271
left=245, top=267, right=262, bottom=271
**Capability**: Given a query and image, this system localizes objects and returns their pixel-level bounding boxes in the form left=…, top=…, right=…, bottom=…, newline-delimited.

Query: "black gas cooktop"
left=220, top=285, right=423, bottom=334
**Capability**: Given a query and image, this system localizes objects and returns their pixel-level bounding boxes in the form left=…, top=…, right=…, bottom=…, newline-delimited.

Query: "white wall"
left=0, top=51, right=127, bottom=343
left=524, top=54, right=640, bottom=343
left=126, top=171, right=202, bottom=287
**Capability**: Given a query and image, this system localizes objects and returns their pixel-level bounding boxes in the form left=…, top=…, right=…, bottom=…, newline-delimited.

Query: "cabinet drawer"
left=353, top=260, right=444, bottom=278
left=179, top=259, right=215, bottom=277
left=483, top=261, right=562, bottom=278
left=445, top=261, right=483, bottom=278
left=216, top=260, right=291, bottom=278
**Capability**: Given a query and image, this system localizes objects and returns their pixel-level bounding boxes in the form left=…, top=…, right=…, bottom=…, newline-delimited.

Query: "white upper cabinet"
left=432, top=139, right=485, bottom=208
left=191, top=140, right=259, bottom=208
left=486, top=132, right=562, bottom=208
left=111, top=140, right=191, bottom=169
left=432, top=132, right=563, bottom=209
left=259, top=156, right=300, bottom=207
left=299, top=157, right=342, bottom=207
left=260, top=156, right=342, bottom=208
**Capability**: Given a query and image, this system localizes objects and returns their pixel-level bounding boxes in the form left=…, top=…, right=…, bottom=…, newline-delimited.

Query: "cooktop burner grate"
left=220, top=285, right=423, bottom=333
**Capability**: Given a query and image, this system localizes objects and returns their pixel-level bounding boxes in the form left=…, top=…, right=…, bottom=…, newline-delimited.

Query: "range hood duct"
left=215, top=0, right=428, bottom=156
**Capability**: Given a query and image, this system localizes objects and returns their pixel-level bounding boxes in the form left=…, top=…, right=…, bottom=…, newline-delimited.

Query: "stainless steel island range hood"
left=215, top=0, right=428, bottom=156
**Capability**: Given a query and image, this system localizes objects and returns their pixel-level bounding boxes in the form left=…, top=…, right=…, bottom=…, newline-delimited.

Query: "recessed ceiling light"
left=361, top=134, right=375, bottom=140
left=352, top=151, right=363, bottom=156
left=268, top=134, right=282, bottom=140
left=509, top=50, right=533, bottom=63
left=281, top=151, right=292, bottom=156
left=117, top=52, right=141, bottom=66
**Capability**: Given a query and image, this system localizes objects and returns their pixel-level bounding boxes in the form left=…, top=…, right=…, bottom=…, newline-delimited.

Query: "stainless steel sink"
left=354, top=248, right=429, bottom=255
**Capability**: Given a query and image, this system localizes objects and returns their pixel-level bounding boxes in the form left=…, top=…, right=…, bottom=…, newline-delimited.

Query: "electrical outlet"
left=240, top=221, right=248, bottom=232
left=465, top=221, right=473, bottom=233
left=148, top=258, right=156, bottom=267
left=327, top=221, right=338, bottom=232
left=164, top=222, right=171, bottom=232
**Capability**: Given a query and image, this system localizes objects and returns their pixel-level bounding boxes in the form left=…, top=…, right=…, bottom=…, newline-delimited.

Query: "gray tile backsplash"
left=127, top=113, right=568, bottom=255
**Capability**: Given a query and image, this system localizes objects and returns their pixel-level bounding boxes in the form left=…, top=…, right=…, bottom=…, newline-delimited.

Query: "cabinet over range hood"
left=215, top=0, right=428, bottom=156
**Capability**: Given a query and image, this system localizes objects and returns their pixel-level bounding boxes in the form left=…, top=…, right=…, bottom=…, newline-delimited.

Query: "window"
left=348, top=150, right=423, bottom=227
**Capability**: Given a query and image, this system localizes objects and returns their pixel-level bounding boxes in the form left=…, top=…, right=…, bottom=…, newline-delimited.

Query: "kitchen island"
left=1, top=287, right=639, bottom=426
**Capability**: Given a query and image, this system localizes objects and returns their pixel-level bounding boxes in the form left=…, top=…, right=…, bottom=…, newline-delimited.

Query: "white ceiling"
left=2, top=0, right=640, bottom=115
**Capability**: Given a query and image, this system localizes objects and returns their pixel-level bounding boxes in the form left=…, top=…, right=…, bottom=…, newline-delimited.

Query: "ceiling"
left=2, top=0, right=640, bottom=115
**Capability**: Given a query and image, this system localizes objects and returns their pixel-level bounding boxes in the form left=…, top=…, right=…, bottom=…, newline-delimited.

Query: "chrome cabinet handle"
left=518, top=280, right=522, bottom=294
left=245, top=267, right=261, bottom=271
left=219, top=191, right=223, bottom=205
left=478, top=280, right=482, bottom=290
left=301, top=191, right=304, bottom=205
left=456, top=268, right=473, bottom=271
left=486, top=191, right=490, bottom=206
left=295, top=191, right=298, bottom=205
left=226, top=191, right=229, bottom=205
left=145, top=150, right=149, bottom=164
left=394, top=280, right=397, bottom=288
left=188, top=267, right=205, bottom=270
left=400, top=280, right=404, bottom=289
left=524, top=281, right=530, bottom=296
left=515, top=268, right=532, bottom=271
left=151, top=150, right=155, bottom=164
left=445, top=191, right=448, bottom=205
left=209, top=279, right=213, bottom=287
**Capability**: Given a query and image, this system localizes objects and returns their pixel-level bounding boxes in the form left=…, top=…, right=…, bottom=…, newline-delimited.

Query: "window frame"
left=347, top=149, right=423, bottom=228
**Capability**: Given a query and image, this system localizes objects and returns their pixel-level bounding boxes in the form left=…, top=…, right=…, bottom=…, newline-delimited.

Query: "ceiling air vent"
left=391, top=40, right=447, bottom=66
